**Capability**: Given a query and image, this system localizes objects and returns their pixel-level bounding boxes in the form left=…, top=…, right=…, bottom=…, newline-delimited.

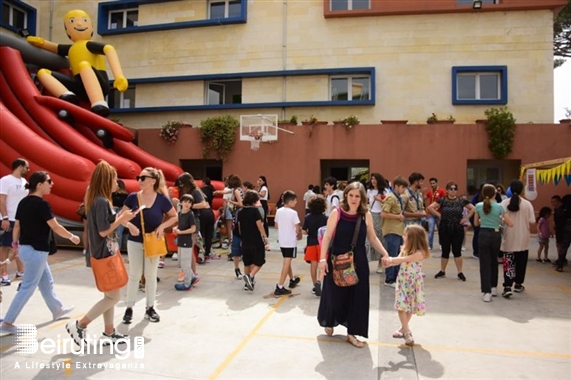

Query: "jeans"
left=126, top=241, right=159, bottom=308
left=384, top=234, right=403, bottom=283
left=4, top=245, right=63, bottom=323
left=478, top=228, right=501, bottom=293
left=427, top=215, right=439, bottom=249
left=179, top=247, right=195, bottom=286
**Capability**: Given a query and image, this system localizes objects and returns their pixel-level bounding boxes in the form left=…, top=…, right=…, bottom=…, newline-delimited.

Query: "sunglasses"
left=136, top=175, right=153, bottom=182
left=448, top=187, right=457, bottom=191
left=44, top=179, right=53, bottom=184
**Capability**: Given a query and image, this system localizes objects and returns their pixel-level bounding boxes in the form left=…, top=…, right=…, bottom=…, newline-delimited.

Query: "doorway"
left=320, top=159, right=369, bottom=186
left=180, top=159, right=222, bottom=181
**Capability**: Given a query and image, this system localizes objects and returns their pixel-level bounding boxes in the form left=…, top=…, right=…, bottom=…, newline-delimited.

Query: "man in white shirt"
left=0, top=158, right=29, bottom=285
left=324, top=177, right=340, bottom=217
left=303, top=184, right=315, bottom=215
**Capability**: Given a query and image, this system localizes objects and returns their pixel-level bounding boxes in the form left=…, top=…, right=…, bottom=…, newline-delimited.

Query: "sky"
left=554, top=61, right=571, bottom=121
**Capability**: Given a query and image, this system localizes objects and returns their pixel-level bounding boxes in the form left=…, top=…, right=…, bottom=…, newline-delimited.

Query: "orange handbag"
left=90, top=252, right=128, bottom=292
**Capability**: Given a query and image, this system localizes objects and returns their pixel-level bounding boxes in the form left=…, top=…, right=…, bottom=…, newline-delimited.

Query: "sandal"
left=324, top=327, right=334, bottom=336
left=404, top=331, right=414, bottom=346
left=346, top=334, right=364, bottom=348
left=392, top=329, right=404, bottom=339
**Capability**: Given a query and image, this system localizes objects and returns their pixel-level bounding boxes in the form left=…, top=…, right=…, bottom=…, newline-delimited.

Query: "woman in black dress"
left=317, top=182, right=389, bottom=348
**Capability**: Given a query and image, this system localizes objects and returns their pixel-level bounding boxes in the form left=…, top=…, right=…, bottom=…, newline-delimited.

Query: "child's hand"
left=173, top=227, right=180, bottom=235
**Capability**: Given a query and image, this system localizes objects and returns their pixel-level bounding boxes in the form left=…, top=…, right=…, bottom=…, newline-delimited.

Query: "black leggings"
left=199, top=208, right=215, bottom=256
left=439, top=226, right=464, bottom=259
left=260, top=200, right=269, bottom=236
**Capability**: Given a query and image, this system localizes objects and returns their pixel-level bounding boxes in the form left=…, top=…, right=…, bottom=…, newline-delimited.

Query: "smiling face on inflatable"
left=64, top=10, right=94, bottom=42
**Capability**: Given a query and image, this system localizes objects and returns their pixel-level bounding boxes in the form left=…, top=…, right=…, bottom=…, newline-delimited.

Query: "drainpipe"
left=48, top=0, right=55, bottom=40
left=281, top=0, right=287, bottom=120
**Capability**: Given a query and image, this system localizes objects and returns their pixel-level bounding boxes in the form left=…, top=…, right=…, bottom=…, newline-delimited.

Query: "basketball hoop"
left=249, top=132, right=263, bottom=151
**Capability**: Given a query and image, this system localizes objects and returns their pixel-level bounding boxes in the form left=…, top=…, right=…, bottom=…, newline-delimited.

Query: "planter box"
left=380, top=120, right=408, bottom=124
left=559, top=119, right=571, bottom=125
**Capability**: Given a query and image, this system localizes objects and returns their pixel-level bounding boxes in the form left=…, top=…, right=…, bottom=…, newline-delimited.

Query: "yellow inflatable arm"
left=27, top=36, right=58, bottom=54
left=103, top=45, right=128, bottom=92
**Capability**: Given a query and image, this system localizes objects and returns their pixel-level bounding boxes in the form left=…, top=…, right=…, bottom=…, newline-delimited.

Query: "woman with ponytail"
left=499, top=180, right=535, bottom=298
left=474, top=184, right=513, bottom=302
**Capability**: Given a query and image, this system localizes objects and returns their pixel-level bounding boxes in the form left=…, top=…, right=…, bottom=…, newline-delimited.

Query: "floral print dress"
left=394, top=260, right=426, bottom=316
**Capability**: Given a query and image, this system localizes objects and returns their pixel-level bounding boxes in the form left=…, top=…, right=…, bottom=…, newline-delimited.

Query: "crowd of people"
left=1, top=158, right=570, bottom=350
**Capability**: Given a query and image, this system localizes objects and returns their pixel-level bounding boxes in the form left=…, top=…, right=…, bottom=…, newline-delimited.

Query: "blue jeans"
left=384, top=234, right=403, bottom=282
left=4, top=245, right=63, bottom=323
left=427, top=215, right=439, bottom=249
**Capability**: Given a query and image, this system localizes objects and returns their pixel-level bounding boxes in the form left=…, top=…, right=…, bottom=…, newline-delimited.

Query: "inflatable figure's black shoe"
left=91, top=104, right=110, bottom=117
left=59, top=93, right=80, bottom=105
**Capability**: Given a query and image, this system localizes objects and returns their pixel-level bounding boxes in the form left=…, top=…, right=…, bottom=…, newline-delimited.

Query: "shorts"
left=536, top=236, right=549, bottom=244
left=242, top=244, right=265, bottom=267
left=304, top=245, right=320, bottom=262
left=280, top=247, right=297, bottom=258
left=224, top=206, right=233, bottom=220
left=231, top=236, right=242, bottom=257
left=0, top=221, right=15, bottom=247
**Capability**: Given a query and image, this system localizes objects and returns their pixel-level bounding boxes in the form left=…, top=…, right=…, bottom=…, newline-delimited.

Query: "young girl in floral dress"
left=383, top=224, right=430, bottom=346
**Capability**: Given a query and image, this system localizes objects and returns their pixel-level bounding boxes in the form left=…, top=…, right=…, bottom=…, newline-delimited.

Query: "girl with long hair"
left=65, top=161, right=136, bottom=345
left=383, top=225, right=431, bottom=346
left=367, top=172, right=388, bottom=270
left=121, top=167, right=177, bottom=324
left=474, top=184, right=513, bottom=302
left=257, top=175, right=270, bottom=236
left=1, top=172, right=79, bottom=334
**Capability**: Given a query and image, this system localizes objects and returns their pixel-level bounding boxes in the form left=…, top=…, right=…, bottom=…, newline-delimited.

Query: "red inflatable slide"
left=0, top=45, right=187, bottom=222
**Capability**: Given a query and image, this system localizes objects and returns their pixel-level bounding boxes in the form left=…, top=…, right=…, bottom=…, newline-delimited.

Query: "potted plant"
left=159, top=121, right=183, bottom=144
left=484, top=107, right=516, bottom=159
left=302, top=115, right=318, bottom=137
left=426, top=113, right=438, bottom=124
left=427, top=113, right=455, bottom=124
left=342, top=114, right=360, bottom=131
left=560, top=108, right=571, bottom=124
left=198, top=115, right=239, bottom=161
left=279, top=115, right=298, bottom=126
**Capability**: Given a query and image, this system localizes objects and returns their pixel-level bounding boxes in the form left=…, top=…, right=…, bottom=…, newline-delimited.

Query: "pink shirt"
left=537, top=217, right=550, bottom=239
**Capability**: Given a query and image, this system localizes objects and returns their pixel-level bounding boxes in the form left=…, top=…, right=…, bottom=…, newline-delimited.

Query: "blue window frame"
left=330, top=0, right=370, bottom=11
left=98, top=0, right=247, bottom=36
left=0, top=0, right=36, bottom=35
left=452, top=66, right=507, bottom=105
left=110, top=67, right=375, bottom=113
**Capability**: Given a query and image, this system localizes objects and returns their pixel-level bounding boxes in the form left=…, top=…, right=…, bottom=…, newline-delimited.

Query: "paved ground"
left=0, top=230, right=569, bottom=379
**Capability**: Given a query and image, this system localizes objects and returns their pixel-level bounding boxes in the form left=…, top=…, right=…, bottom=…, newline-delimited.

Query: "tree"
left=554, top=0, right=571, bottom=68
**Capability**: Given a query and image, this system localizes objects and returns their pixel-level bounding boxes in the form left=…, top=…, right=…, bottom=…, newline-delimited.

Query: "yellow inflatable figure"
left=27, top=10, right=128, bottom=117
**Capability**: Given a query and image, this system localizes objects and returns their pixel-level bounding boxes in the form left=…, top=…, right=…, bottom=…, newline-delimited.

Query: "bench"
left=267, top=202, right=276, bottom=226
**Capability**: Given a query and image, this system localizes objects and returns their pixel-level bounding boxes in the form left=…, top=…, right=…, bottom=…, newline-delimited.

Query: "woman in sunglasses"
left=121, top=168, right=177, bottom=324
left=0, top=172, right=79, bottom=334
left=426, top=181, right=474, bottom=282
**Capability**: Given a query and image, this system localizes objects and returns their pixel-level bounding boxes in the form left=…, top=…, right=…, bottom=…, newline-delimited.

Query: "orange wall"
left=138, top=122, right=571, bottom=216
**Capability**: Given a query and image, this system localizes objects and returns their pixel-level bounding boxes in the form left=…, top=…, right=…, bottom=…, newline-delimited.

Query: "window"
left=1, top=0, right=36, bottom=34
left=110, top=86, right=136, bottom=109
left=209, top=0, right=241, bottom=19
left=452, top=66, right=507, bottom=105
left=206, top=80, right=242, bottom=105
left=330, top=76, right=370, bottom=101
left=108, top=8, right=138, bottom=30
left=330, top=0, right=370, bottom=11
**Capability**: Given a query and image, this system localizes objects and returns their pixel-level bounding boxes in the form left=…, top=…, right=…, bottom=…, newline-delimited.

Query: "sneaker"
left=514, top=284, right=525, bottom=293
left=457, top=273, right=466, bottom=282
left=482, top=293, right=492, bottom=302
left=171, top=253, right=178, bottom=261
left=376, top=265, right=384, bottom=274
left=0, top=324, right=18, bottom=335
left=177, top=272, right=185, bottom=282
left=536, top=258, right=543, bottom=263
left=288, top=276, right=301, bottom=288
left=145, top=307, right=160, bottom=323
left=314, top=281, right=322, bottom=297
left=122, top=308, right=133, bottom=324
left=190, top=276, right=200, bottom=286
left=243, top=274, right=254, bottom=291
left=434, top=271, right=446, bottom=279
left=235, top=268, right=243, bottom=279
left=174, top=282, right=192, bottom=291
left=197, top=253, right=205, bottom=264
left=491, top=287, right=498, bottom=297
left=65, top=320, right=87, bottom=346
left=204, top=256, right=211, bottom=263
left=384, top=281, right=396, bottom=288
left=15, top=271, right=24, bottom=279
left=502, top=287, right=513, bottom=298
left=210, top=253, right=221, bottom=260
left=53, top=306, right=74, bottom=321
left=274, top=285, right=292, bottom=296
left=0, top=276, right=10, bottom=286
left=243, top=285, right=250, bottom=291
left=101, top=330, right=129, bottom=346
left=158, top=261, right=165, bottom=269
left=542, top=258, right=551, bottom=263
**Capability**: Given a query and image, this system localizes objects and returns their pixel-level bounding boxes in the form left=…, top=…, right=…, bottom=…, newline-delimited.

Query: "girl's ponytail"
left=481, top=184, right=496, bottom=215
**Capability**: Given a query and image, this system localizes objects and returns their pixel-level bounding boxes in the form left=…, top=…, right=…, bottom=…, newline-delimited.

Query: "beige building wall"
left=24, top=1, right=556, bottom=128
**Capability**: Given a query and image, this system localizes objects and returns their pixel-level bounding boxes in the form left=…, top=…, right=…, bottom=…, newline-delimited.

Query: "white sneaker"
left=376, top=266, right=384, bottom=274
left=172, top=253, right=178, bottom=261
left=461, top=247, right=466, bottom=251
left=53, top=306, right=75, bottom=321
left=491, top=287, right=498, bottom=297
left=483, top=293, right=492, bottom=302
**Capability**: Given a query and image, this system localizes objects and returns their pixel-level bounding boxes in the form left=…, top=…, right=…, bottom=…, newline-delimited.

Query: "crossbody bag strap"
left=350, top=215, right=362, bottom=250
left=137, top=192, right=146, bottom=233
